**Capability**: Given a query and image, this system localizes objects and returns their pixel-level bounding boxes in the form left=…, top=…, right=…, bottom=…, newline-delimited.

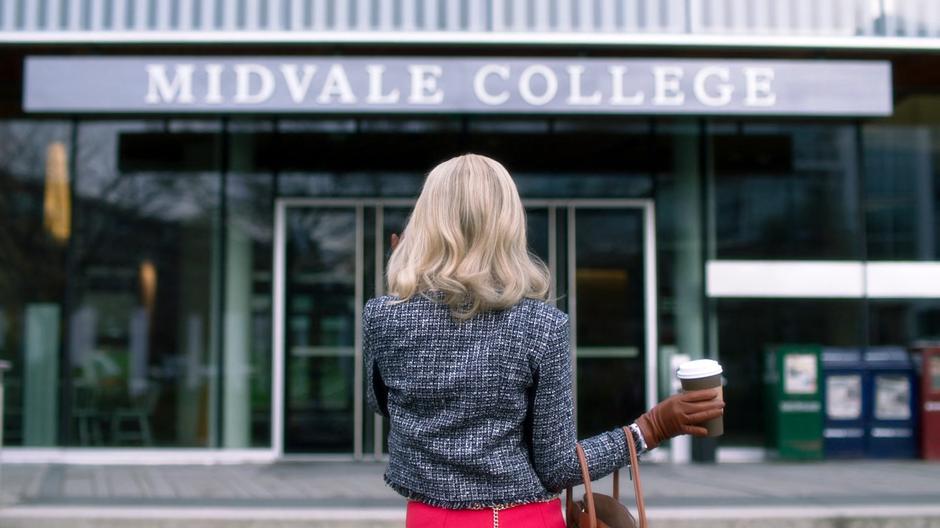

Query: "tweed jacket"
left=363, top=292, right=633, bottom=509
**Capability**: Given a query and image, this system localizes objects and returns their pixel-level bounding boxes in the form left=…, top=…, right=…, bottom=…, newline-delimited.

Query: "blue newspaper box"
left=864, top=347, right=919, bottom=459
left=822, top=348, right=866, bottom=458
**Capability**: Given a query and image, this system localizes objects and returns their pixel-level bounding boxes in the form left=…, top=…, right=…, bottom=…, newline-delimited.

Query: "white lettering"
left=408, top=64, right=444, bottom=104
left=566, top=65, right=602, bottom=105
left=518, top=65, right=558, bottom=106
left=205, top=64, right=224, bottom=104
left=473, top=64, right=511, bottom=106
left=693, top=66, right=733, bottom=107
left=234, top=64, right=275, bottom=104
left=608, top=66, right=644, bottom=106
left=745, top=67, right=776, bottom=107
left=280, top=64, right=318, bottom=103
left=366, top=65, right=400, bottom=104
left=653, top=66, right=684, bottom=106
left=145, top=64, right=195, bottom=104
left=317, top=64, right=357, bottom=104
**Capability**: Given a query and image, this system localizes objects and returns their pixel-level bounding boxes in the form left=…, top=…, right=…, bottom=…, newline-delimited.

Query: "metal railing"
left=0, top=0, right=939, bottom=44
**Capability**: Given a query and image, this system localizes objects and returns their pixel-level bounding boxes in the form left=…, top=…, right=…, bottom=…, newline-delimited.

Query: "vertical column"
left=556, top=0, right=570, bottom=31
left=268, top=0, right=280, bottom=29
left=289, top=0, right=302, bottom=29
left=492, top=0, right=504, bottom=31
left=818, top=0, right=833, bottom=34
left=333, top=0, right=349, bottom=29
left=23, top=304, right=60, bottom=446
left=373, top=207, right=385, bottom=459
left=667, top=122, right=704, bottom=463
left=401, top=0, right=415, bottom=30
left=379, top=0, right=392, bottom=29
left=156, top=0, right=171, bottom=29
left=223, top=227, right=253, bottom=448
left=923, top=0, right=935, bottom=36
left=566, top=206, right=577, bottom=427
left=23, top=0, right=38, bottom=29
left=685, top=0, right=700, bottom=33
left=312, top=0, right=326, bottom=30
left=200, top=0, right=215, bottom=29
left=913, top=128, right=935, bottom=259
left=68, top=0, right=82, bottom=30
left=445, top=0, right=458, bottom=30
left=580, top=0, right=594, bottom=31
left=271, top=202, right=286, bottom=456
left=534, top=0, right=548, bottom=31
left=356, top=0, right=369, bottom=29
left=246, top=0, right=259, bottom=30
left=179, top=0, right=194, bottom=30
left=354, top=205, right=364, bottom=459
left=48, top=0, right=63, bottom=30
left=774, top=0, right=790, bottom=34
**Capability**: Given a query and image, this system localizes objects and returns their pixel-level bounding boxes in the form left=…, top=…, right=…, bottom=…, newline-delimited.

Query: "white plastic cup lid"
left=676, top=359, right=723, bottom=380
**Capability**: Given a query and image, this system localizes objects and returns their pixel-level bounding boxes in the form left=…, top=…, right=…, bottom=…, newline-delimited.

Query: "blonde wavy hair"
left=386, top=154, right=550, bottom=319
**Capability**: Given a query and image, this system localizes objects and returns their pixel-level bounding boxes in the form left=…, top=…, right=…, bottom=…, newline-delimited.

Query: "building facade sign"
left=24, top=56, right=892, bottom=116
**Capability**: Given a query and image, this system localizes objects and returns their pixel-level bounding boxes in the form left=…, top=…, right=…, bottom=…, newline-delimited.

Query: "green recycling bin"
left=765, top=345, right=824, bottom=460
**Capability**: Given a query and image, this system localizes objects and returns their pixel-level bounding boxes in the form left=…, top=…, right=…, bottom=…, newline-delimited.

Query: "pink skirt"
left=406, top=497, right=566, bottom=528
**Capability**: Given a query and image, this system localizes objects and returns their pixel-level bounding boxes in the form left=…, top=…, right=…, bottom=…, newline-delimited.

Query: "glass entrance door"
left=569, top=206, right=651, bottom=438
left=280, top=206, right=361, bottom=454
left=274, top=199, right=655, bottom=458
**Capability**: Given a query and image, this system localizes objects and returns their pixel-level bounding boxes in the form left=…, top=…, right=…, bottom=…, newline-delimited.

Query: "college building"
left=1, top=0, right=939, bottom=463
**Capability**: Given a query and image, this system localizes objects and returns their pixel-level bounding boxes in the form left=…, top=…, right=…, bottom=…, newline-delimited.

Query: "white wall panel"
left=866, top=263, right=940, bottom=298
left=707, top=261, right=865, bottom=298
left=709, top=261, right=940, bottom=299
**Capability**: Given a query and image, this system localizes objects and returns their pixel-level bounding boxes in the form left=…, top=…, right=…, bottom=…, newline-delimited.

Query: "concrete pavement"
left=1, top=460, right=939, bottom=527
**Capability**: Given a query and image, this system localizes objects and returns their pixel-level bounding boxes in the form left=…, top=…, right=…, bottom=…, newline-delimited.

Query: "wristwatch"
left=627, top=422, right=648, bottom=455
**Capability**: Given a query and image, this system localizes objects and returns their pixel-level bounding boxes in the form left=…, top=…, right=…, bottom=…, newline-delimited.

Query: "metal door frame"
left=272, top=198, right=657, bottom=459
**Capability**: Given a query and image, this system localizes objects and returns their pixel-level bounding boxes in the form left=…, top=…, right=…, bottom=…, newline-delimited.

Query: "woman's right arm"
left=528, top=314, right=632, bottom=492
left=529, top=313, right=724, bottom=492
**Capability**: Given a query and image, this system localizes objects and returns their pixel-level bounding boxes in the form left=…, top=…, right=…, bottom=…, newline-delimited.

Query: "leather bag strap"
left=622, top=426, right=647, bottom=528
left=575, top=443, right=597, bottom=528
left=566, top=428, right=648, bottom=528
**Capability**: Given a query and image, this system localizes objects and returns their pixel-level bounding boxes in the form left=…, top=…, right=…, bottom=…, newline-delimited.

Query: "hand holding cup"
left=635, top=387, right=725, bottom=449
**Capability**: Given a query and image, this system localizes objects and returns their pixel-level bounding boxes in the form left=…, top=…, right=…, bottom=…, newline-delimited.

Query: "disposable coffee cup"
left=676, top=359, right=724, bottom=437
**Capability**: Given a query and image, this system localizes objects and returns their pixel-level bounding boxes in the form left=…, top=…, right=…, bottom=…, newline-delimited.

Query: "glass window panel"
left=708, top=122, right=862, bottom=260
left=868, top=300, right=940, bottom=346
left=526, top=208, right=549, bottom=270
left=0, top=120, right=72, bottom=447
left=273, top=117, right=656, bottom=200
left=862, top=123, right=940, bottom=260
left=715, top=299, right=864, bottom=446
left=225, top=122, right=274, bottom=448
left=70, top=120, right=221, bottom=448
left=283, top=207, right=357, bottom=453
left=574, top=208, right=646, bottom=438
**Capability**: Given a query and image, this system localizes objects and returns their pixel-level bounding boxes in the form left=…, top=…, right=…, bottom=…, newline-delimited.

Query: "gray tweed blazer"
left=363, top=292, right=632, bottom=509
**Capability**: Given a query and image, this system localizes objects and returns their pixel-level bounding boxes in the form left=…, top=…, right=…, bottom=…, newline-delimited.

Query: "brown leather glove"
left=635, top=388, right=725, bottom=449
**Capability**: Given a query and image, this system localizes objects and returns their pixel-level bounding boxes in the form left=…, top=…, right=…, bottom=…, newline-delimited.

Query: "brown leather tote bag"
left=565, top=426, right=647, bottom=528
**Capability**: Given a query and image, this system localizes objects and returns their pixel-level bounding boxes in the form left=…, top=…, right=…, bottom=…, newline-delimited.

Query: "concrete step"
left=3, top=504, right=940, bottom=528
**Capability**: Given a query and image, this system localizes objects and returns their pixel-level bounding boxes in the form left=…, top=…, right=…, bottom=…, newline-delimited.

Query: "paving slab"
left=0, top=460, right=939, bottom=527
